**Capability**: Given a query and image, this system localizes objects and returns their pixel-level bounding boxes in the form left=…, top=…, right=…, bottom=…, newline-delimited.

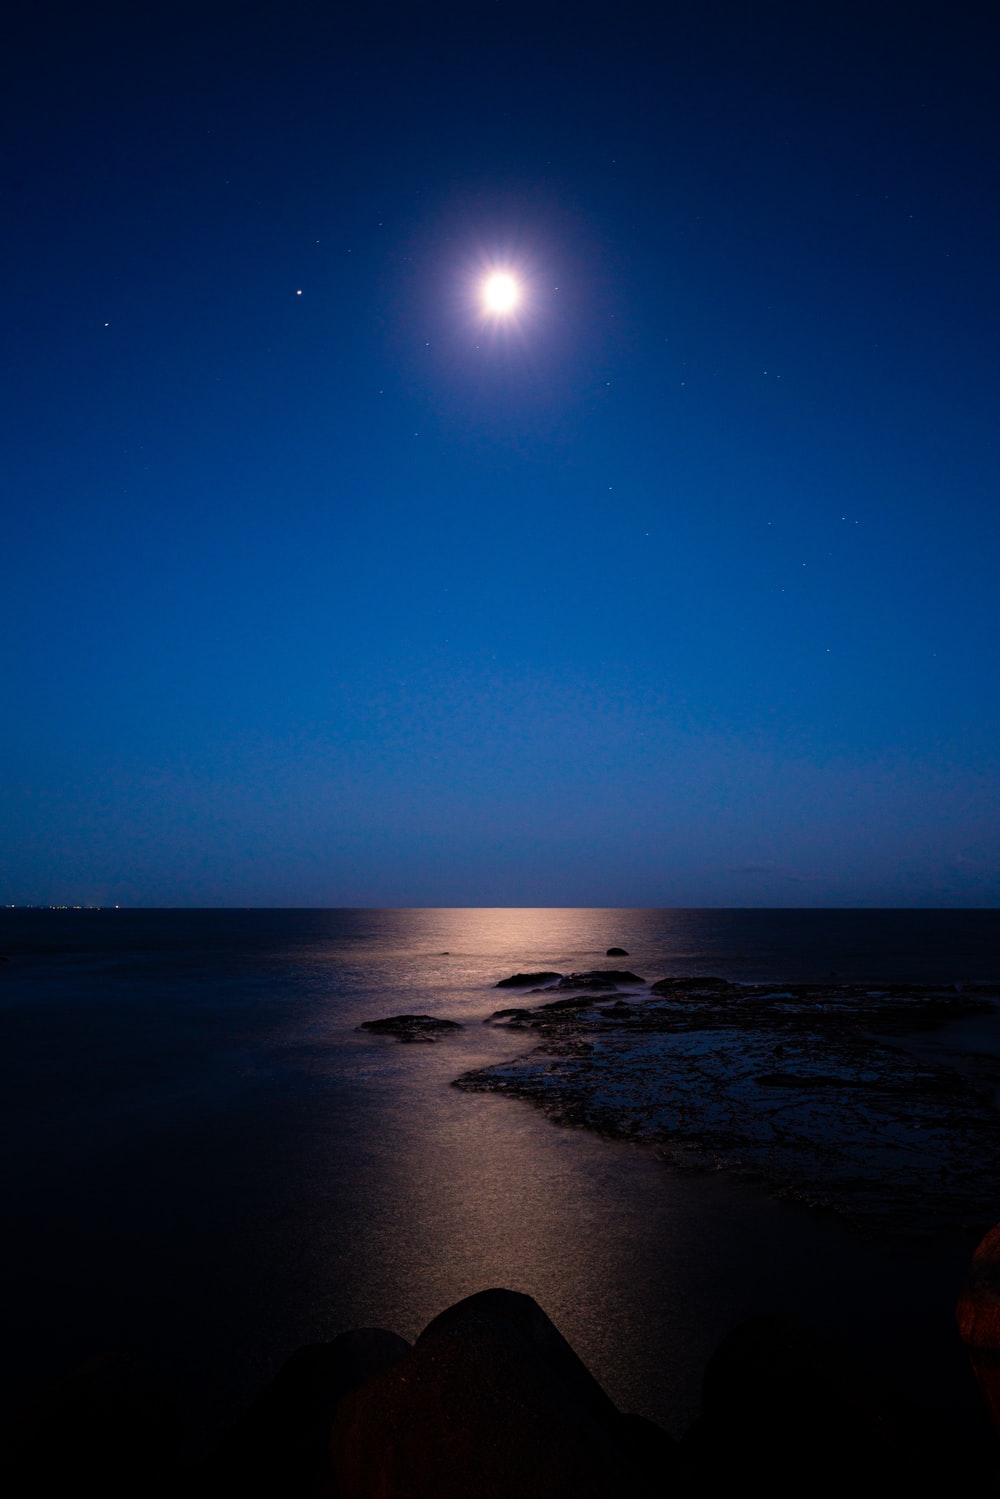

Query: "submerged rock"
left=649, top=976, right=739, bottom=995
left=496, top=971, right=564, bottom=988
left=359, top=1015, right=462, bottom=1043
left=554, top=970, right=645, bottom=990
left=606, top=947, right=629, bottom=957
left=541, top=995, right=606, bottom=1012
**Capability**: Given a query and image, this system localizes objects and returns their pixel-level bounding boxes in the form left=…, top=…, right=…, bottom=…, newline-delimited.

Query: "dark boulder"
left=649, top=976, right=738, bottom=995
left=330, top=1289, right=663, bottom=1498
left=496, top=971, right=563, bottom=988
left=359, top=1015, right=462, bottom=1043
left=617, top=1412, right=679, bottom=1491
left=606, top=947, right=629, bottom=957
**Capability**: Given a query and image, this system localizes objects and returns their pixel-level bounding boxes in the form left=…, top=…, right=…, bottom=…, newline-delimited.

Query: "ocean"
left=2, top=907, right=998, bottom=1454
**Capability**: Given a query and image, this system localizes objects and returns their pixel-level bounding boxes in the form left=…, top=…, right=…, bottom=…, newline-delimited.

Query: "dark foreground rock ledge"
left=10, top=1281, right=997, bottom=1496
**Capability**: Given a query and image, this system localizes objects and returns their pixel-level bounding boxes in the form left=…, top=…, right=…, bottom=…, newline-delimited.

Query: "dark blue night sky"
left=4, top=1, right=998, bottom=906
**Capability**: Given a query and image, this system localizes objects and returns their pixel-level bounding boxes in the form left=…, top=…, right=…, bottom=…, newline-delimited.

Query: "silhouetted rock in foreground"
left=10, top=1274, right=999, bottom=1496
left=330, top=1289, right=670, bottom=1498
left=358, top=1015, right=462, bottom=1042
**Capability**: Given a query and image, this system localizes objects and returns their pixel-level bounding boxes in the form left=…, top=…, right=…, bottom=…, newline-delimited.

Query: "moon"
left=482, top=273, right=519, bottom=315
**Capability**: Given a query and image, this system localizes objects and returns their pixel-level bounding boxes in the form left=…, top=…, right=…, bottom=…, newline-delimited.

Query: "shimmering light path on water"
left=2, top=909, right=997, bottom=1451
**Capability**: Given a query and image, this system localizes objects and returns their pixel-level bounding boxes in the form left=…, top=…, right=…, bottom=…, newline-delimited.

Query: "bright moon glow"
left=483, top=273, right=519, bottom=314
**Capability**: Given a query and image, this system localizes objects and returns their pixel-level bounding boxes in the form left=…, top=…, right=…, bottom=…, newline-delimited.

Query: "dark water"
left=2, top=907, right=998, bottom=1453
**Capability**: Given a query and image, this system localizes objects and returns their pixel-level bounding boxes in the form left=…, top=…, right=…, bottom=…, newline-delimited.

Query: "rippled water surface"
left=2, top=907, right=998, bottom=1451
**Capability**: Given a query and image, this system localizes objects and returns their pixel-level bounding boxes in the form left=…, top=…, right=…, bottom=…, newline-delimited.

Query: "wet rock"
left=555, top=970, right=645, bottom=990
left=485, top=1007, right=530, bottom=1031
left=649, top=975, right=738, bottom=995
left=606, top=947, right=629, bottom=957
left=330, top=1289, right=658, bottom=1498
left=359, top=1015, right=462, bottom=1042
left=541, top=995, right=605, bottom=1012
left=455, top=980, right=1000, bottom=1234
left=496, top=971, right=563, bottom=988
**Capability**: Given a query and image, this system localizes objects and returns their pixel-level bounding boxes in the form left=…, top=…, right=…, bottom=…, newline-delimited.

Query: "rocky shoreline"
left=353, top=968, right=1000, bottom=1236
left=441, top=971, right=1000, bottom=1239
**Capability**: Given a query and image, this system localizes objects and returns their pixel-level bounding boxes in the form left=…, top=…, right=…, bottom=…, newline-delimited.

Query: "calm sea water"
left=2, top=908, right=998, bottom=1453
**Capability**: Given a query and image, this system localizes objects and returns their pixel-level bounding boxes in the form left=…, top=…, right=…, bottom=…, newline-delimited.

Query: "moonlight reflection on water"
left=2, top=907, right=997, bottom=1448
